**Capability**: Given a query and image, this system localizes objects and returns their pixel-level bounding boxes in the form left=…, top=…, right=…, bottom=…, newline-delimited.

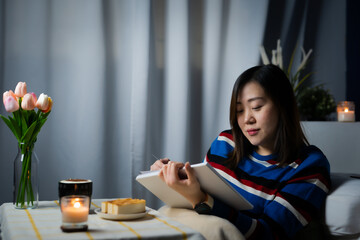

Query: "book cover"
left=136, top=162, right=253, bottom=210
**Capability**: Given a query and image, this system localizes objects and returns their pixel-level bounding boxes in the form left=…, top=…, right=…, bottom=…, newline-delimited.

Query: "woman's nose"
left=244, top=110, right=255, bottom=124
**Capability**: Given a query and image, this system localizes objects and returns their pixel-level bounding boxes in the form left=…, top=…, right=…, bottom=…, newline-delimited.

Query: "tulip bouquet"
left=1, top=82, right=52, bottom=208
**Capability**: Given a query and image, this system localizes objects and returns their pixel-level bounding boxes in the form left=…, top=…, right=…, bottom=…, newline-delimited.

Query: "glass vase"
left=13, top=143, right=39, bottom=209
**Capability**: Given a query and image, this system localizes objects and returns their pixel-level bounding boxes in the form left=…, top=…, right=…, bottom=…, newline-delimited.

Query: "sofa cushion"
left=325, top=173, right=360, bottom=238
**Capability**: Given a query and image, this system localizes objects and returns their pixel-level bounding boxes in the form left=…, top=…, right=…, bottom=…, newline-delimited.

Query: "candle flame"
left=71, top=198, right=82, bottom=208
left=345, top=108, right=349, bottom=112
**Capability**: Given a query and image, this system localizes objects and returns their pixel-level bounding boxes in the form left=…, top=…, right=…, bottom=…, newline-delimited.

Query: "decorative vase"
left=13, top=143, right=39, bottom=209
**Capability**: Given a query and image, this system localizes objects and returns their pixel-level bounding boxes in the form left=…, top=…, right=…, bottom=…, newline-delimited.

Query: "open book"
left=136, top=162, right=253, bottom=210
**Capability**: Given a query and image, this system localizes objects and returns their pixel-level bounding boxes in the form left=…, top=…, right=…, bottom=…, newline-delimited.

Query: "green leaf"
left=22, top=110, right=28, bottom=124
left=9, top=116, right=22, bottom=141
left=40, top=118, right=48, bottom=126
left=21, top=111, right=28, bottom=136
left=13, top=111, right=21, bottom=126
left=1, top=115, right=19, bottom=140
left=21, top=121, right=37, bottom=143
left=30, top=123, right=43, bottom=141
left=287, top=43, right=298, bottom=76
left=31, top=119, right=47, bottom=139
left=40, top=111, right=50, bottom=120
left=28, top=110, right=37, bottom=124
left=294, top=72, right=313, bottom=93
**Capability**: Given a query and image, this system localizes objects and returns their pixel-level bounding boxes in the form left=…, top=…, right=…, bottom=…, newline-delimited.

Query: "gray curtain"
left=261, top=0, right=346, bottom=103
left=0, top=0, right=345, bottom=209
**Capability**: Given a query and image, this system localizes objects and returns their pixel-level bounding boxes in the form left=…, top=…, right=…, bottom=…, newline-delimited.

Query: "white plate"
left=94, top=208, right=148, bottom=220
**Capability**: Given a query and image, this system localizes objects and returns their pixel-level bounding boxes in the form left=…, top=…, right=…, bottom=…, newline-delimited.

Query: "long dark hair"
left=228, top=64, right=308, bottom=168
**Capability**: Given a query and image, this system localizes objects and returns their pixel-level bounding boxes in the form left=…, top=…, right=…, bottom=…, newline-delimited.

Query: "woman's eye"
left=236, top=110, right=243, bottom=114
left=252, top=106, right=262, bottom=110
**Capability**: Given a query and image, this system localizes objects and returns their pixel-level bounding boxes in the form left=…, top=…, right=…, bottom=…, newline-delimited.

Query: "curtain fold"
left=130, top=0, right=154, bottom=204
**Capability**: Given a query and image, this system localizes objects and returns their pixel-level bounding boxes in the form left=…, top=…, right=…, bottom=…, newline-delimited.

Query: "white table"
left=0, top=199, right=204, bottom=240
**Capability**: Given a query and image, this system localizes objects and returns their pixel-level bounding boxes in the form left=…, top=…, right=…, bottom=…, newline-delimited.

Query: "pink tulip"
left=29, top=92, right=37, bottom=102
left=3, top=93, right=19, bottom=112
left=14, top=82, right=27, bottom=98
left=3, top=90, right=17, bottom=105
left=36, top=93, right=53, bottom=112
left=21, top=93, right=37, bottom=110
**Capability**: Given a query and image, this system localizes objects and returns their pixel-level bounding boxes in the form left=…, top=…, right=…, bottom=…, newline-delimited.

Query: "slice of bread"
left=101, top=201, right=109, bottom=213
left=101, top=198, right=146, bottom=214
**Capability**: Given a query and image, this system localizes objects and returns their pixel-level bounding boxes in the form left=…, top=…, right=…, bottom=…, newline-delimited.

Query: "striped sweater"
left=204, top=130, right=331, bottom=239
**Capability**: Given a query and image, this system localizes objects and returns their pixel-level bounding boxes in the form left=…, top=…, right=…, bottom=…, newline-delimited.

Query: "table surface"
left=0, top=199, right=204, bottom=240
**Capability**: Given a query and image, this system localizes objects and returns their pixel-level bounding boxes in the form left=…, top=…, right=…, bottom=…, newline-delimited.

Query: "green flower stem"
left=16, top=144, right=35, bottom=208
left=16, top=157, right=26, bottom=207
left=17, top=150, right=28, bottom=207
left=27, top=152, right=34, bottom=205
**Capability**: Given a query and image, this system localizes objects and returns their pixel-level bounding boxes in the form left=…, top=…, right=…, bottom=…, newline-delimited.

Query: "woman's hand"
left=150, top=158, right=170, bottom=171
left=160, top=162, right=206, bottom=208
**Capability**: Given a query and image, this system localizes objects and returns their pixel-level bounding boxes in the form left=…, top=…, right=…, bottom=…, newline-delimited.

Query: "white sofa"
left=324, top=173, right=360, bottom=239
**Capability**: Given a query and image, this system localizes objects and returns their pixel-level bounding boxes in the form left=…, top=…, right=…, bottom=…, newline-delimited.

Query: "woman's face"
left=236, top=81, right=279, bottom=155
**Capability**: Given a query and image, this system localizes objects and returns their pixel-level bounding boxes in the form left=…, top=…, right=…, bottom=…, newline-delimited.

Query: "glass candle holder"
left=60, top=195, right=89, bottom=232
left=337, top=101, right=355, bottom=122
left=58, top=179, right=92, bottom=208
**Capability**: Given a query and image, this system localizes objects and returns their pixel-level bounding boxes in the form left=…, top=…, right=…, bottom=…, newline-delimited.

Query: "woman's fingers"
left=162, top=161, right=184, bottom=184
left=184, top=162, right=195, bottom=182
left=161, top=162, right=205, bottom=206
left=162, top=162, right=191, bottom=183
left=150, top=158, right=171, bottom=171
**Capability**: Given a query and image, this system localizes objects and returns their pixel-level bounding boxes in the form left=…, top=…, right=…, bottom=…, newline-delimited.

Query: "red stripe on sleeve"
left=206, top=160, right=239, bottom=180
left=219, top=131, right=233, bottom=141
left=287, top=173, right=330, bottom=188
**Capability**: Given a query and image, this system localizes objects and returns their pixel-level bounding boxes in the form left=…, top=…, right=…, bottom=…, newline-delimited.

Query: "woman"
left=151, top=65, right=331, bottom=239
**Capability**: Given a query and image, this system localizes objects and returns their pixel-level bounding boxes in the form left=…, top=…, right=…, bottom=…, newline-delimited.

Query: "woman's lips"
left=247, top=129, right=259, bottom=136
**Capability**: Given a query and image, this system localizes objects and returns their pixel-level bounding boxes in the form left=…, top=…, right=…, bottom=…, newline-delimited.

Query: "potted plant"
left=297, top=85, right=336, bottom=121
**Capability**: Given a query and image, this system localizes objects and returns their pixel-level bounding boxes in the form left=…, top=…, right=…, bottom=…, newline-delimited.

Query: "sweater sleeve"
left=205, top=132, right=331, bottom=239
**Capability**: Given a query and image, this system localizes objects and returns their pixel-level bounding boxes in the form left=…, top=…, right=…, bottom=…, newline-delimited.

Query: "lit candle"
left=337, top=101, right=355, bottom=122
left=60, top=195, right=90, bottom=231
left=62, top=198, right=89, bottom=223
left=338, top=108, right=355, bottom=122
